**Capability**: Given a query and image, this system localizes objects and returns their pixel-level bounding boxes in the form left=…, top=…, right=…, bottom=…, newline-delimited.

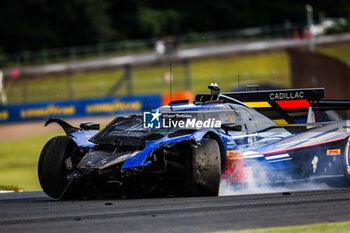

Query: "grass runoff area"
left=0, top=132, right=58, bottom=191
left=218, top=222, right=350, bottom=233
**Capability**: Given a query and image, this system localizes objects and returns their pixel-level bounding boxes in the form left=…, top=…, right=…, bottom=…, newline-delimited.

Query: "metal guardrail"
left=0, top=23, right=302, bottom=68
left=3, top=32, right=350, bottom=79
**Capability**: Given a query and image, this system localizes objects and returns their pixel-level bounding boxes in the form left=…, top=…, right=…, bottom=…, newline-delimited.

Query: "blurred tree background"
left=0, top=0, right=350, bottom=53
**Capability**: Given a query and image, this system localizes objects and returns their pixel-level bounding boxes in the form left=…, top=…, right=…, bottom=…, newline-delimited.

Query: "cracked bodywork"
left=45, top=118, right=98, bottom=148
left=71, top=131, right=98, bottom=148
left=72, top=127, right=227, bottom=173
left=122, top=128, right=216, bottom=169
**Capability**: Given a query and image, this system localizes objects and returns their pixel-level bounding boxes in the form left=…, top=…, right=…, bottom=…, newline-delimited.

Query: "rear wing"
left=220, top=88, right=325, bottom=124
left=195, top=86, right=350, bottom=124
left=310, top=100, right=350, bottom=110
left=309, top=100, right=350, bottom=122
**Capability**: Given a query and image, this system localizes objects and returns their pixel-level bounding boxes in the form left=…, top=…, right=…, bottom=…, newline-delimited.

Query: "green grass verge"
left=0, top=184, right=21, bottom=191
left=0, top=121, right=110, bottom=192
left=318, top=42, right=350, bottom=66
left=218, top=222, right=350, bottom=233
left=0, top=132, right=61, bottom=191
left=5, top=51, right=290, bottom=103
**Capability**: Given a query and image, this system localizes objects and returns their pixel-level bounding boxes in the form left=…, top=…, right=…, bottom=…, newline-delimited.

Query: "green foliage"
left=136, top=7, right=183, bottom=37
left=0, top=0, right=114, bottom=53
left=1, top=1, right=350, bottom=54
left=326, top=20, right=350, bottom=35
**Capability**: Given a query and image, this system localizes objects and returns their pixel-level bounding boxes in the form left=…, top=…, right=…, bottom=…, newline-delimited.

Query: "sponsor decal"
left=223, top=150, right=245, bottom=182
left=327, top=149, right=341, bottom=156
left=226, top=150, right=243, bottom=160
left=143, top=111, right=222, bottom=129
left=0, top=95, right=160, bottom=124
left=269, top=91, right=304, bottom=100
left=20, top=105, right=75, bottom=119
left=312, top=155, right=319, bottom=174
left=0, top=110, right=9, bottom=120
left=86, top=101, right=141, bottom=113
left=226, top=141, right=237, bottom=150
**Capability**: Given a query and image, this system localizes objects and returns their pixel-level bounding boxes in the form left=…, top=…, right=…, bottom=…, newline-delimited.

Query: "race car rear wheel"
left=187, top=138, right=221, bottom=196
left=38, top=136, right=78, bottom=199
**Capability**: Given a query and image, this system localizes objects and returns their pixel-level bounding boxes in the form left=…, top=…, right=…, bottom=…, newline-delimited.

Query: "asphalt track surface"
left=1, top=189, right=350, bottom=233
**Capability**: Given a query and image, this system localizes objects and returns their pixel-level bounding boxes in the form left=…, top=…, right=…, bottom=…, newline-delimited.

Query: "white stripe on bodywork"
left=230, top=133, right=258, bottom=139
left=244, top=154, right=264, bottom=159
left=265, top=153, right=289, bottom=160
left=243, top=151, right=258, bottom=155
left=269, top=158, right=292, bottom=163
left=242, top=151, right=263, bottom=159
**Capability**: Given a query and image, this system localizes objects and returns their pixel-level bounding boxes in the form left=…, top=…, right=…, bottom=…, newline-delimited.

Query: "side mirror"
left=221, top=123, right=242, bottom=134
left=80, top=122, right=100, bottom=130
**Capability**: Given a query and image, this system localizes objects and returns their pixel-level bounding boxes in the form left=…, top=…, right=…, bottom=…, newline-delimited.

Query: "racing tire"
left=187, top=138, right=221, bottom=196
left=328, top=137, right=350, bottom=187
left=38, top=136, right=79, bottom=199
left=343, top=137, right=350, bottom=184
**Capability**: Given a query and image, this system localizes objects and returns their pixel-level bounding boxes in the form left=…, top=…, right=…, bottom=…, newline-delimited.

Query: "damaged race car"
left=38, top=84, right=350, bottom=199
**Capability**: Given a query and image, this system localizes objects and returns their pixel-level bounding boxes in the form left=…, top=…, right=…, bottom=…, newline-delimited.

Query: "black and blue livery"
left=38, top=85, right=350, bottom=199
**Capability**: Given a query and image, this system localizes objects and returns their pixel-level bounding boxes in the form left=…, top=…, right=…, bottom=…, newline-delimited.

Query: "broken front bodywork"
left=121, top=128, right=213, bottom=169
left=77, top=127, right=219, bottom=172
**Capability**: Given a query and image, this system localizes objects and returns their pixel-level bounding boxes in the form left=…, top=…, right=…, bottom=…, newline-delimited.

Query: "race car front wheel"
left=343, top=137, right=350, bottom=183
left=38, top=136, right=78, bottom=199
left=188, top=138, right=221, bottom=196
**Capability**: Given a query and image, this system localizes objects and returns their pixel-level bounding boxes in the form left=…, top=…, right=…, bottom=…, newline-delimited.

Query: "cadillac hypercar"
left=38, top=84, right=350, bottom=199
